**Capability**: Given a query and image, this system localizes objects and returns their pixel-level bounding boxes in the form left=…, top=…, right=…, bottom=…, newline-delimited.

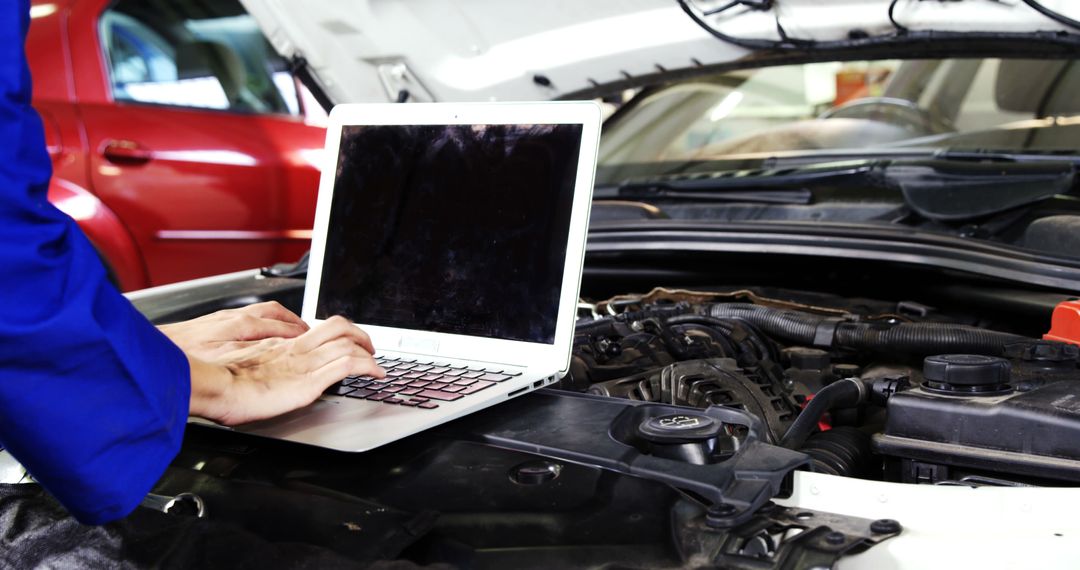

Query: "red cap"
left=1044, top=300, right=1080, bottom=346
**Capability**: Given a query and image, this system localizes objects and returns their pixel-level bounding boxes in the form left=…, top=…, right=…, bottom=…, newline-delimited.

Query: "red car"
left=26, top=0, right=326, bottom=290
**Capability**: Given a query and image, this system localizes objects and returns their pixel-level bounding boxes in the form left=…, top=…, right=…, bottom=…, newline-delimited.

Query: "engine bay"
left=564, top=284, right=1080, bottom=487
left=117, top=257, right=1080, bottom=568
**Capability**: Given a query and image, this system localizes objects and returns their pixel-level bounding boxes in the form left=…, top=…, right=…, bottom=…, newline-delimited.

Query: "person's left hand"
left=188, top=316, right=383, bottom=425
left=158, top=301, right=309, bottom=361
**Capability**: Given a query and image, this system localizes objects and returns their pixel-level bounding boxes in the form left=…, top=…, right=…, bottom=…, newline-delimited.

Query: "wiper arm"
left=599, top=162, right=877, bottom=205
left=598, top=157, right=1076, bottom=220
left=613, top=186, right=813, bottom=205
left=933, top=148, right=1080, bottom=165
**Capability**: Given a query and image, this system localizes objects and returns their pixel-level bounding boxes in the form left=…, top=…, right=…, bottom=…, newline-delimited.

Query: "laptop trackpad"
left=236, top=398, right=406, bottom=444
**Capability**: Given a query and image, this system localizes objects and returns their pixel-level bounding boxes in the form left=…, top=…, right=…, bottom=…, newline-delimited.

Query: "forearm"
left=0, top=283, right=191, bottom=525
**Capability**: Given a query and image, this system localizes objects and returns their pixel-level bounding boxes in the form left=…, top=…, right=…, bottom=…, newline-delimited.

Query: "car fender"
left=47, top=177, right=149, bottom=291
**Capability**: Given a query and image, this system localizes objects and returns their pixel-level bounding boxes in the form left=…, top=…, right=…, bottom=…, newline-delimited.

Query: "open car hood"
left=239, top=0, right=1078, bottom=104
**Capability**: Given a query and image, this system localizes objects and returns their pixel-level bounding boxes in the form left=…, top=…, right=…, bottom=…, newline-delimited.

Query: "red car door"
left=68, top=0, right=323, bottom=286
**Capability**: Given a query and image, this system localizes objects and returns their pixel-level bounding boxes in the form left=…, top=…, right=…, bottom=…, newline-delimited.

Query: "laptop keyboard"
left=323, top=355, right=521, bottom=410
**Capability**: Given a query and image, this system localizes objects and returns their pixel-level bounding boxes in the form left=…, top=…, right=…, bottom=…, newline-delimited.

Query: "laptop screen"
left=315, top=123, right=584, bottom=344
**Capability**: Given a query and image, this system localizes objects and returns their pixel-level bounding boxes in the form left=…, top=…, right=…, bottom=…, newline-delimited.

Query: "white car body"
left=241, top=0, right=1076, bottom=103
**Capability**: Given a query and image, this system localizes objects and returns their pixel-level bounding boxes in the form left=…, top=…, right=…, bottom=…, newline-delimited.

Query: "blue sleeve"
left=0, top=2, right=191, bottom=525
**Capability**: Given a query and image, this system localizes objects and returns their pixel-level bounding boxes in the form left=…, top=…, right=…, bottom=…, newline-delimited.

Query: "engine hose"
left=708, top=304, right=822, bottom=345
left=707, top=303, right=1030, bottom=355
left=800, top=426, right=874, bottom=477
left=779, top=378, right=865, bottom=449
left=833, top=321, right=1029, bottom=355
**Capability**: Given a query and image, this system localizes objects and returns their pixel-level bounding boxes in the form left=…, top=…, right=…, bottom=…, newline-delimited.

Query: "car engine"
left=563, top=287, right=1080, bottom=487
left=124, top=268, right=1080, bottom=567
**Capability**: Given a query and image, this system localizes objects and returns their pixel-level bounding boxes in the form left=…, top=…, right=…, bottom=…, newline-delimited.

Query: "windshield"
left=595, top=57, right=1080, bottom=265
left=599, top=58, right=1079, bottom=177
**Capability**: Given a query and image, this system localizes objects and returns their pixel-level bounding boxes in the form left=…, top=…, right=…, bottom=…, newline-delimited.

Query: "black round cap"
left=510, top=460, right=562, bottom=486
left=638, top=413, right=721, bottom=443
left=923, top=354, right=1011, bottom=387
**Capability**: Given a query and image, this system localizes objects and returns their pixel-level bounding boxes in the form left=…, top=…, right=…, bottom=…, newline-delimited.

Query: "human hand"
left=187, top=316, right=385, bottom=425
left=159, top=301, right=309, bottom=362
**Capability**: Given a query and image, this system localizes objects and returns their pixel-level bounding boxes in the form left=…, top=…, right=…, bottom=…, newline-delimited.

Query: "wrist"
left=186, top=354, right=238, bottom=425
left=157, top=323, right=177, bottom=343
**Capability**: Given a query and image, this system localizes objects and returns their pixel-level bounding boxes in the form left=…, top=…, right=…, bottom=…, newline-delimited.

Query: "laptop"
left=229, top=101, right=601, bottom=452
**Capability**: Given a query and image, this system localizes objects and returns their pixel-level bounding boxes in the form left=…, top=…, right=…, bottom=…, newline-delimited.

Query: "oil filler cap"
left=1045, top=300, right=1080, bottom=346
left=638, top=413, right=722, bottom=444
left=923, top=354, right=1011, bottom=395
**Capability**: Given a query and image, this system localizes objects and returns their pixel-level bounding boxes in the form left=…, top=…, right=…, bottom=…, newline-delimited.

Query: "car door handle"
left=101, top=139, right=153, bottom=165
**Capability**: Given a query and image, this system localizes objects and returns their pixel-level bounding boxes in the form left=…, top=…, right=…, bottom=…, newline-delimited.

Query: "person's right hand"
left=187, top=316, right=385, bottom=426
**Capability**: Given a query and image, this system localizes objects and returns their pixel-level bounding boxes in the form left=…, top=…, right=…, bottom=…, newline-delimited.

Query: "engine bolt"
left=712, top=504, right=737, bottom=516
left=825, top=531, right=846, bottom=545
left=870, top=519, right=902, bottom=534
left=704, top=503, right=739, bottom=529
left=509, top=460, right=563, bottom=486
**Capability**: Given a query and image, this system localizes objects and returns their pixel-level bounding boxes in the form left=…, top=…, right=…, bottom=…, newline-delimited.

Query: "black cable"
left=727, top=319, right=778, bottom=363
left=702, top=0, right=741, bottom=17
left=772, top=17, right=814, bottom=48
left=701, top=0, right=773, bottom=16
left=888, top=0, right=909, bottom=33
left=715, top=316, right=783, bottom=362
left=669, top=322, right=740, bottom=358
left=642, top=319, right=694, bottom=360
left=679, top=0, right=1080, bottom=53
left=679, top=0, right=882, bottom=49
left=677, top=0, right=790, bottom=49
left=665, top=314, right=780, bottom=363
left=1021, top=0, right=1080, bottom=31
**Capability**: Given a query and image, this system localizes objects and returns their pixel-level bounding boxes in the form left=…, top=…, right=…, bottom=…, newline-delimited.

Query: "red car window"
left=100, top=0, right=300, bottom=116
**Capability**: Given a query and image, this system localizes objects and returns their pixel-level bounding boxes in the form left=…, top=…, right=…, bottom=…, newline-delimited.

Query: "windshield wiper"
left=597, top=162, right=876, bottom=205
left=611, top=187, right=813, bottom=205
left=597, top=157, right=1076, bottom=220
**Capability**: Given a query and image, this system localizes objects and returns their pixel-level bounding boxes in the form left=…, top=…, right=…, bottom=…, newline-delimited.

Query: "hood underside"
left=240, top=0, right=1079, bottom=104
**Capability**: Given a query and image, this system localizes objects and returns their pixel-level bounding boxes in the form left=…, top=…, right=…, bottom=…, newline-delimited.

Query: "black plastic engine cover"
left=874, top=380, right=1080, bottom=482
left=443, top=390, right=810, bottom=526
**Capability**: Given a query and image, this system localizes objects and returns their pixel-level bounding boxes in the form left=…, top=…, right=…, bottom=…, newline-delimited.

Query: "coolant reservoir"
left=874, top=353, right=1080, bottom=484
